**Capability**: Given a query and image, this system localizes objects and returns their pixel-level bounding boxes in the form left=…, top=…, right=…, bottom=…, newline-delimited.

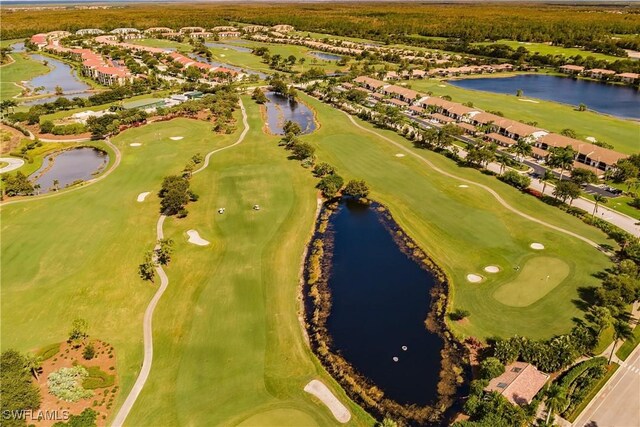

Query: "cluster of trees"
left=2, top=171, right=35, bottom=197
left=139, top=238, right=174, bottom=282
left=0, top=350, right=42, bottom=427
left=158, top=175, right=198, bottom=217
left=40, top=121, right=86, bottom=135
left=86, top=109, right=148, bottom=139
left=268, top=75, right=298, bottom=101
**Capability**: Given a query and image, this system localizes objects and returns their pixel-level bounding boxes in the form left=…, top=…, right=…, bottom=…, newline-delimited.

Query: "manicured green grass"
left=82, top=365, right=116, bottom=390
left=492, top=256, right=570, bottom=307
left=583, top=193, right=640, bottom=221
left=37, top=342, right=61, bottom=361
left=407, top=78, right=640, bottom=155
left=124, top=98, right=372, bottom=426
left=565, top=362, right=619, bottom=422
left=0, top=118, right=240, bottom=424
left=0, top=51, right=50, bottom=100
left=2, top=105, right=372, bottom=425
left=301, top=94, right=612, bottom=340
left=616, top=323, right=640, bottom=361
left=472, top=40, right=624, bottom=62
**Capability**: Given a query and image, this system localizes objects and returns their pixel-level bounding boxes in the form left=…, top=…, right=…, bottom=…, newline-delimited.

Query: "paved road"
left=111, top=100, right=250, bottom=427
left=572, top=346, right=640, bottom=427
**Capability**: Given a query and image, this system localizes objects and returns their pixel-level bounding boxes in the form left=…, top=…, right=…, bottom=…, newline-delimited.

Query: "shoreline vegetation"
left=303, top=198, right=467, bottom=425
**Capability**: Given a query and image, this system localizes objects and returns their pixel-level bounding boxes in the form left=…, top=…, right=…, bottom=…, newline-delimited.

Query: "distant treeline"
left=2, top=3, right=639, bottom=47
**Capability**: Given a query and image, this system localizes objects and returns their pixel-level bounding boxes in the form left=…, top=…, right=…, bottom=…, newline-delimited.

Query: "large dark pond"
left=264, top=92, right=317, bottom=135
left=325, top=201, right=444, bottom=406
left=449, top=74, right=640, bottom=119
left=31, top=147, right=108, bottom=193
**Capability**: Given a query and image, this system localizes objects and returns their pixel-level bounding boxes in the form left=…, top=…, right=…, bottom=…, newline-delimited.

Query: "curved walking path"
left=0, top=137, right=121, bottom=207
left=342, top=111, right=604, bottom=251
left=0, top=157, right=25, bottom=173
left=111, top=100, right=249, bottom=427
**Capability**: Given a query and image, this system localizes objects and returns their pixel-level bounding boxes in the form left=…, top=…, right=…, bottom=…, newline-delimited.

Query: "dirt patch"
left=30, top=340, right=118, bottom=427
left=0, top=124, right=27, bottom=155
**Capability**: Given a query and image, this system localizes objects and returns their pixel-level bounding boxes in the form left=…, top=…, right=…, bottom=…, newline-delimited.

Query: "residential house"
left=485, top=362, right=549, bottom=406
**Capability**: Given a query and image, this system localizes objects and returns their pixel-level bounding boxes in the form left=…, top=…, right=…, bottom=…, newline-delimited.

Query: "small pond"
left=26, top=54, right=92, bottom=96
left=205, top=42, right=252, bottom=53
left=309, top=51, right=342, bottom=61
left=22, top=91, right=94, bottom=106
left=31, top=147, right=108, bottom=193
left=323, top=201, right=444, bottom=406
left=449, top=74, right=640, bottom=120
left=264, top=91, right=317, bottom=135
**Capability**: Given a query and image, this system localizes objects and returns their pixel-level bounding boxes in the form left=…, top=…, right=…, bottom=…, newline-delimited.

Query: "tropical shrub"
left=47, top=366, right=93, bottom=402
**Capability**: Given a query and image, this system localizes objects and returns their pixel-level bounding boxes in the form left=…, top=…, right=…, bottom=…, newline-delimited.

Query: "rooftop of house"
left=485, top=362, right=549, bottom=406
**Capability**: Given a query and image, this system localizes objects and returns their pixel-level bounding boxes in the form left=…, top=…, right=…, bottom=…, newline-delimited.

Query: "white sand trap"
left=458, top=184, right=469, bottom=188
left=530, top=242, right=545, bottom=250
left=466, top=274, right=483, bottom=283
left=484, top=265, right=500, bottom=273
left=187, top=230, right=210, bottom=246
left=220, top=54, right=226, bottom=57
left=438, top=84, right=447, bottom=87
left=518, top=99, right=539, bottom=104
left=137, top=192, right=151, bottom=202
left=395, top=153, right=405, bottom=157
left=304, top=380, right=351, bottom=423
left=130, top=143, right=142, bottom=147
left=586, top=136, right=597, bottom=143
left=170, top=136, right=184, bottom=141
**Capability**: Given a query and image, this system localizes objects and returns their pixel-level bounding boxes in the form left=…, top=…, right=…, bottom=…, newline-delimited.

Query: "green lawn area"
left=301, top=93, right=613, bottom=340
left=583, top=192, right=640, bottom=221
left=491, top=256, right=570, bottom=307
left=616, top=322, right=640, bottom=361
left=472, top=40, right=624, bottom=62
left=0, top=118, right=242, bottom=424
left=2, top=106, right=372, bottom=425
left=407, top=78, right=640, bottom=155
left=132, top=37, right=348, bottom=75
left=123, top=98, right=372, bottom=426
left=0, top=51, right=50, bottom=100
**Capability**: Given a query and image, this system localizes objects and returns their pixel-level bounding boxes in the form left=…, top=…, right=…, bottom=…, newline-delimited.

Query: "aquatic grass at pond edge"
left=304, top=199, right=467, bottom=425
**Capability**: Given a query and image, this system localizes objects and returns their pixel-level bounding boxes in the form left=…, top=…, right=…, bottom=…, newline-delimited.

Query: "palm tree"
left=548, top=146, right=575, bottom=181
left=545, top=384, right=568, bottom=424
left=497, top=155, right=509, bottom=175
left=511, top=138, right=532, bottom=162
left=587, top=305, right=612, bottom=338
left=592, top=194, right=608, bottom=218
left=609, top=320, right=633, bottom=364
left=25, top=354, right=42, bottom=380
left=541, top=170, right=555, bottom=195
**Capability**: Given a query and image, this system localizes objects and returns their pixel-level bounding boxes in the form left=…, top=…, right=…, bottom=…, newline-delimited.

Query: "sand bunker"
left=458, top=184, right=469, bottom=188
left=438, top=84, right=447, bottom=87
left=130, top=143, right=142, bottom=147
left=530, top=243, right=545, bottom=250
left=484, top=265, right=500, bottom=273
left=586, top=136, right=597, bottom=143
left=518, top=99, right=539, bottom=104
left=169, top=136, right=183, bottom=141
left=187, top=230, right=210, bottom=246
left=136, top=192, right=150, bottom=202
left=395, top=153, right=405, bottom=157
left=466, top=274, right=483, bottom=283
left=304, top=380, right=351, bottom=423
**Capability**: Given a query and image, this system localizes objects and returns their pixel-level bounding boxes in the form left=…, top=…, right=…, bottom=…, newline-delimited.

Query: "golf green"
left=492, top=256, right=571, bottom=307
